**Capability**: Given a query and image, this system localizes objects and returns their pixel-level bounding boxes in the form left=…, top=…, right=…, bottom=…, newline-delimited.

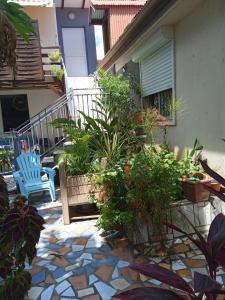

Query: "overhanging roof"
left=99, top=0, right=178, bottom=70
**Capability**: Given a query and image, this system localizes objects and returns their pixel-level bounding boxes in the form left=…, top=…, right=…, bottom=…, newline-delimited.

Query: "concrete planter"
left=125, top=197, right=225, bottom=245
left=59, top=165, right=98, bottom=224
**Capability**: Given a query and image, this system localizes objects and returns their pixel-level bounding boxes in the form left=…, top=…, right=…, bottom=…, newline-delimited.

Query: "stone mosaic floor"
left=25, top=197, right=225, bottom=300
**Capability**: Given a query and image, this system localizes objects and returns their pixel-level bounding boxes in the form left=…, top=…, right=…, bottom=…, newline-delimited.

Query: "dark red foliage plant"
left=116, top=211, right=225, bottom=300
left=0, top=176, right=45, bottom=300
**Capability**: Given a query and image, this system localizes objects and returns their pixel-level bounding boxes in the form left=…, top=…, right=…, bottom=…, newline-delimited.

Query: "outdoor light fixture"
left=68, top=11, right=76, bottom=20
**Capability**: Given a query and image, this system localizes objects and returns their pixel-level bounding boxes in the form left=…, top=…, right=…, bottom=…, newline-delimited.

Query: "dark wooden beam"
left=61, top=0, right=64, bottom=9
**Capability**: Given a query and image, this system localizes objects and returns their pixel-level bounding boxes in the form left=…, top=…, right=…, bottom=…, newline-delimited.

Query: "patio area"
left=24, top=195, right=225, bottom=300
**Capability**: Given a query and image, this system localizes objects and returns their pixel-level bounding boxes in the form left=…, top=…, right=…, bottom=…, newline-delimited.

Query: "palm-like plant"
left=0, top=0, right=35, bottom=69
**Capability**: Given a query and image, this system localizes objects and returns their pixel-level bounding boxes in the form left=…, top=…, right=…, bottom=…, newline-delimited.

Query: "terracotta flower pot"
left=181, top=173, right=211, bottom=203
left=133, top=112, right=144, bottom=125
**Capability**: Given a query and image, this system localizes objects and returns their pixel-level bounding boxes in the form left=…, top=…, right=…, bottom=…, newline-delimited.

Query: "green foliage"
left=50, top=66, right=64, bottom=81
left=179, top=138, right=203, bottom=177
left=0, top=0, right=35, bottom=42
left=97, top=68, right=136, bottom=130
left=48, top=50, right=61, bottom=62
left=128, top=148, right=182, bottom=234
left=0, top=177, right=45, bottom=300
left=0, top=149, right=14, bottom=173
left=92, top=163, right=134, bottom=231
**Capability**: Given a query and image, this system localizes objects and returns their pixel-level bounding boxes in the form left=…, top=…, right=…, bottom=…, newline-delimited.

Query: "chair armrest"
left=13, top=171, right=24, bottom=185
left=41, top=167, right=56, bottom=177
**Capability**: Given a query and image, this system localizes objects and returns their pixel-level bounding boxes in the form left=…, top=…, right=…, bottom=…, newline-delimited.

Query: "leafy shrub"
left=127, top=148, right=182, bottom=235
left=48, top=50, right=61, bottom=62
left=0, top=176, right=45, bottom=300
left=50, top=65, right=64, bottom=81
left=0, top=149, right=13, bottom=173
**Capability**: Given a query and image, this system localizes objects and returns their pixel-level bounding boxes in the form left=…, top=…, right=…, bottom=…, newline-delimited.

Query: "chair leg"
left=49, top=184, right=56, bottom=201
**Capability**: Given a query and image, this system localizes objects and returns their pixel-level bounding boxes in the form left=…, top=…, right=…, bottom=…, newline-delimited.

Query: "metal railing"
left=0, top=88, right=109, bottom=173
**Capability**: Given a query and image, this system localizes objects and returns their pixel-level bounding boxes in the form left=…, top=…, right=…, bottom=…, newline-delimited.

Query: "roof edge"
left=99, top=0, right=177, bottom=70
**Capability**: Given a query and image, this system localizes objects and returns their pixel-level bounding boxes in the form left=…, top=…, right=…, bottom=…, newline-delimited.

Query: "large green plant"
left=97, top=68, right=136, bottom=130
left=128, top=148, right=182, bottom=235
left=51, top=119, right=93, bottom=175
left=0, top=0, right=35, bottom=69
left=0, top=176, right=45, bottom=300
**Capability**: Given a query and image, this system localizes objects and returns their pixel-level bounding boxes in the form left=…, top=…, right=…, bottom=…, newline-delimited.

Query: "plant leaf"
left=199, top=159, right=225, bottom=188
left=208, top=213, right=225, bottom=257
left=130, top=264, right=194, bottom=295
left=194, top=272, right=222, bottom=293
left=116, top=287, right=189, bottom=300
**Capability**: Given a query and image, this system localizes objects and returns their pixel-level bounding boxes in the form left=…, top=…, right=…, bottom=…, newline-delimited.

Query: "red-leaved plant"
left=0, top=176, right=45, bottom=300
left=116, top=211, right=225, bottom=300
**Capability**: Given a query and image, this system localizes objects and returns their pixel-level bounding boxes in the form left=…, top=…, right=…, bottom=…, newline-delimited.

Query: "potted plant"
left=51, top=119, right=100, bottom=224
left=180, top=139, right=212, bottom=202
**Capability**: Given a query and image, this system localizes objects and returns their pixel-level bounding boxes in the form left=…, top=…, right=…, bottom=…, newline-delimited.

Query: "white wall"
left=24, top=6, right=58, bottom=47
left=0, top=89, right=59, bottom=132
left=168, top=0, right=225, bottom=173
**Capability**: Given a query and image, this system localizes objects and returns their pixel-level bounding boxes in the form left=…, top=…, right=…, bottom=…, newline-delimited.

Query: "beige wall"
left=24, top=6, right=58, bottom=47
left=0, top=89, right=59, bottom=131
left=167, top=0, right=225, bottom=172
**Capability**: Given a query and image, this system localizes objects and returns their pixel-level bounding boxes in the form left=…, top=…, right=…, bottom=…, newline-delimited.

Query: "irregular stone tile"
left=65, top=262, right=82, bottom=272
left=80, top=253, right=93, bottom=260
left=148, top=279, right=161, bottom=286
left=40, top=284, right=54, bottom=300
left=106, top=255, right=118, bottom=266
left=94, top=282, right=116, bottom=300
left=112, top=267, right=119, bottom=279
left=72, top=245, right=85, bottom=252
left=48, top=237, right=58, bottom=244
left=28, top=287, right=44, bottom=300
left=55, top=280, right=71, bottom=295
left=59, top=246, right=71, bottom=255
left=46, top=264, right=57, bottom=271
left=73, top=267, right=85, bottom=276
left=73, top=238, right=87, bottom=245
left=83, top=260, right=92, bottom=266
left=183, top=258, right=206, bottom=268
left=177, top=269, right=191, bottom=278
left=172, top=260, right=186, bottom=271
left=159, top=263, right=170, bottom=270
left=92, top=260, right=103, bottom=268
left=53, top=267, right=65, bottom=279
left=89, top=274, right=98, bottom=285
left=29, top=267, right=43, bottom=276
left=82, top=295, right=101, bottom=300
left=191, top=268, right=209, bottom=277
left=69, top=275, right=88, bottom=290
left=173, top=243, right=189, bottom=253
left=32, top=270, right=46, bottom=285
left=117, top=260, right=130, bottom=268
left=36, top=260, right=49, bottom=267
left=45, top=274, right=55, bottom=284
left=100, top=244, right=111, bottom=253
left=61, top=287, right=76, bottom=297
left=84, top=265, right=95, bottom=276
left=86, top=240, right=102, bottom=248
left=56, top=271, right=73, bottom=283
left=53, top=257, right=69, bottom=267
left=110, top=278, right=130, bottom=290
left=95, top=265, right=113, bottom=281
left=140, top=274, right=148, bottom=282
left=93, top=254, right=106, bottom=260
left=78, top=287, right=95, bottom=298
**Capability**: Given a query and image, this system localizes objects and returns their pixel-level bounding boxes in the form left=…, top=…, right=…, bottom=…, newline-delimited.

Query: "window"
left=143, top=88, right=173, bottom=119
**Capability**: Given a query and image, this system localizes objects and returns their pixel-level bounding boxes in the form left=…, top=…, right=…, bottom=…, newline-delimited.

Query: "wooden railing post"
left=59, top=164, right=70, bottom=224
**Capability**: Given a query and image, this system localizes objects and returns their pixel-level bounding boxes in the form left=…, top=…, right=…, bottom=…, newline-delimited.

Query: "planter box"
left=59, top=165, right=99, bottom=224
left=125, top=197, right=225, bottom=245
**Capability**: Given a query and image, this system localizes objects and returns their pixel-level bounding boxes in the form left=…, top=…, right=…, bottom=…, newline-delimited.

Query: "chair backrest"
left=17, top=152, right=42, bottom=184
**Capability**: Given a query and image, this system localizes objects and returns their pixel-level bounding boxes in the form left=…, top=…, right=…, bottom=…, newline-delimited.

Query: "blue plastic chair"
left=13, top=152, right=56, bottom=201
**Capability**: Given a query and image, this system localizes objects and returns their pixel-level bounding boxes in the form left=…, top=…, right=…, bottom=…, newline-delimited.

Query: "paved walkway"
left=26, top=198, right=225, bottom=300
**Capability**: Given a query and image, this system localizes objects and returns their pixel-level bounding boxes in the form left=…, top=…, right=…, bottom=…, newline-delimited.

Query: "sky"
left=94, top=25, right=105, bottom=60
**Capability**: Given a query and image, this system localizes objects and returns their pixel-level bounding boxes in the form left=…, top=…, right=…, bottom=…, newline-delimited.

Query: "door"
left=62, top=28, right=88, bottom=77
left=0, top=95, right=30, bottom=131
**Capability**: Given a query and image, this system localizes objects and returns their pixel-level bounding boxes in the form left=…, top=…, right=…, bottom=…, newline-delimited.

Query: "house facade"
left=91, top=0, right=146, bottom=56
left=0, top=0, right=98, bottom=134
left=99, top=0, right=225, bottom=172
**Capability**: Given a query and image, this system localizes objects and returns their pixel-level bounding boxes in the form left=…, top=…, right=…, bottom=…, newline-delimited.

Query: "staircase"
left=8, top=87, right=104, bottom=160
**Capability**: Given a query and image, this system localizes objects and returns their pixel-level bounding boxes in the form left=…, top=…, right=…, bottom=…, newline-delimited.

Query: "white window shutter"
left=141, top=42, right=173, bottom=97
